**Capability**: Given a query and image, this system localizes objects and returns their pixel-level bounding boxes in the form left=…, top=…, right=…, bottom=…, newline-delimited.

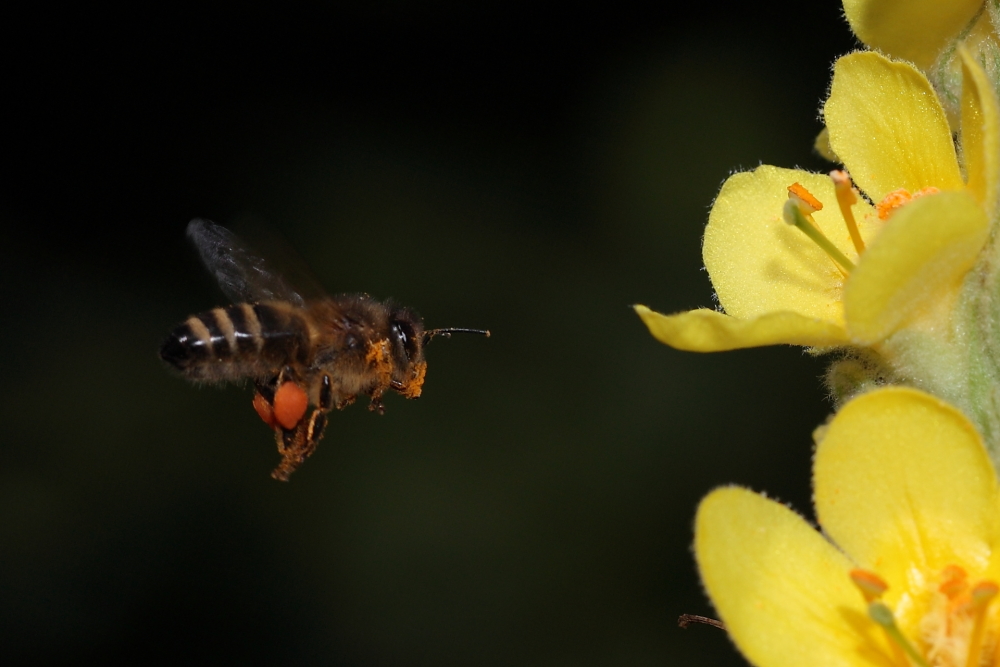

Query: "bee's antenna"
left=422, top=328, right=491, bottom=345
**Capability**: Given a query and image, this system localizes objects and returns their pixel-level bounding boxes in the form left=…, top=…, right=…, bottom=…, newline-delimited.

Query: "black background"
left=4, top=3, right=855, bottom=665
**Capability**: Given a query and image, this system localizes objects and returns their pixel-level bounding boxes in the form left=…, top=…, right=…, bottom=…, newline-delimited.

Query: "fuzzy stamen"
left=965, top=581, right=998, bottom=667
left=869, top=601, right=931, bottom=667
left=830, top=170, right=865, bottom=254
left=784, top=183, right=855, bottom=274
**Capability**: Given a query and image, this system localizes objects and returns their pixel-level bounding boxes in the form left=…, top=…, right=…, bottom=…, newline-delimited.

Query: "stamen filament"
left=869, top=601, right=930, bottom=667
left=965, top=581, right=998, bottom=667
left=782, top=199, right=855, bottom=274
left=830, top=170, right=865, bottom=255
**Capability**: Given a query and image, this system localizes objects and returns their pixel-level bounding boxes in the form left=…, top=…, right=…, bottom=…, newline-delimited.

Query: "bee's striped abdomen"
left=160, top=302, right=310, bottom=381
left=251, top=303, right=309, bottom=365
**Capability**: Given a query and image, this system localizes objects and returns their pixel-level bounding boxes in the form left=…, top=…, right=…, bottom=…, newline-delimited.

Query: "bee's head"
left=388, top=306, right=426, bottom=370
left=386, top=305, right=489, bottom=398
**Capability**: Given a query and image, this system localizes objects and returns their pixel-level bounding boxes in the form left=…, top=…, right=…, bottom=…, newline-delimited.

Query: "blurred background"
left=4, top=2, right=855, bottom=665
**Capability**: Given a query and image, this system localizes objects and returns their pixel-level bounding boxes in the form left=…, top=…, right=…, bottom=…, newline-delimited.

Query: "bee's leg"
left=294, top=374, right=333, bottom=462
left=390, top=360, right=426, bottom=399
left=271, top=422, right=308, bottom=481
left=368, top=393, right=386, bottom=415
left=300, top=409, right=328, bottom=458
left=318, top=374, right=334, bottom=411
left=270, top=374, right=333, bottom=482
left=364, top=339, right=393, bottom=414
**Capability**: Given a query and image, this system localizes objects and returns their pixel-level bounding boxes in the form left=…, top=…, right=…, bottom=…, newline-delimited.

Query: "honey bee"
left=160, top=219, right=489, bottom=481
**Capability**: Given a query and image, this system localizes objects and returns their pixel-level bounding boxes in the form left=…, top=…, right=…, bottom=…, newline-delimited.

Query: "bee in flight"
left=160, top=219, right=489, bottom=481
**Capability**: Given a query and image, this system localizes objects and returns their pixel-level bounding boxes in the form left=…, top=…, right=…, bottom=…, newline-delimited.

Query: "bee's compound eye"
left=273, top=382, right=309, bottom=430
left=391, top=319, right=419, bottom=360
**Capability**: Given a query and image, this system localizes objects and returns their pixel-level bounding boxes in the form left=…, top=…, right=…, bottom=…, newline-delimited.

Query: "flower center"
left=850, top=567, right=1000, bottom=667
left=782, top=173, right=941, bottom=277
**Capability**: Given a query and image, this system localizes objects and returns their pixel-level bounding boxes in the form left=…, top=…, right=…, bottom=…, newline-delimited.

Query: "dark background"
left=4, top=3, right=855, bottom=665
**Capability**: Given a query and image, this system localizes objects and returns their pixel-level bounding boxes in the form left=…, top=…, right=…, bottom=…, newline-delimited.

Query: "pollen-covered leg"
left=270, top=409, right=328, bottom=481
left=368, top=394, right=386, bottom=414
left=252, top=368, right=312, bottom=481
left=271, top=420, right=307, bottom=481
left=391, top=360, right=427, bottom=399
left=252, top=373, right=309, bottom=435
left=269, top=374, right=335, bottom=481
left=364, top=339, right=394, bottom=414
left=303, top=410, right=327, bottom=457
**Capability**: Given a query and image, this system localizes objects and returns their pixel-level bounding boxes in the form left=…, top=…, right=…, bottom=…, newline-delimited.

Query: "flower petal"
left=842, top=0, right=982, bottom=71
left=960, top=44, right=1000, bottom=218
left=634, top=305, right=847, bottom=351
left=696, top=487, right=878, bottom=667
left=843, top=190, right=988, bottom=344
left=814, top=387, right=1000, bottom=596
left=704, top=165, right=873, bottom=324
left=825, top=52, right=963, bottom=204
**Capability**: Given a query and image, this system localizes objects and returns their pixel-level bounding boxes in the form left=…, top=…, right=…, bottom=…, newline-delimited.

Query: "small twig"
left=678, top=614, right=726, bottom=630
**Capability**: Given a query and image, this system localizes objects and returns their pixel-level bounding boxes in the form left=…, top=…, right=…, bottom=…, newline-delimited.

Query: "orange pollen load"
left=253, top=392, right=279, bottom=429
left=273, top=381, right=309, bottom=430
left=876, top=187, right=940, bottom=220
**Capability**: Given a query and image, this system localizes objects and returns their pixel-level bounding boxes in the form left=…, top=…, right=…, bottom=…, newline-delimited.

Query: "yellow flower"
left=635, top=49, right=996, bottom=352
left=843, top=0, right=992, bottom=71
left=841, top=2, right=1000, bottom=129
left=696, top=387, right=1000, bottom=667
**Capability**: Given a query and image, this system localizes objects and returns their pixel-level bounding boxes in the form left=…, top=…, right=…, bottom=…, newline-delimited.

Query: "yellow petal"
left=960, top=44, right=1000, bottom=218
left=634, top=305, right=848, bottom=351
left=842, top=0, right=982, bottom=71
left=815, top=126, right=839, bottom=162
left=696, top=487, right=877, bottom=667
left=825, top=52, right=964, bottom=204
left=843, top=190, right=988, bottom=344
left=814, top=387, right=1000, bottom=597
left=704, top=165, right=873, bottom=323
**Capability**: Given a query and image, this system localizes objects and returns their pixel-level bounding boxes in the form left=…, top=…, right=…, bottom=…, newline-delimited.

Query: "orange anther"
left=876, top=189, right=913, bottom=219
left=939, top=564, right=968, bottom=598
left=273, top=381, right=309, bottom=430
left=787, top=182, right=824, bottom=213
left=876, top=187, right=940, bottom=220
left=850, top=569, right=889, bottom=602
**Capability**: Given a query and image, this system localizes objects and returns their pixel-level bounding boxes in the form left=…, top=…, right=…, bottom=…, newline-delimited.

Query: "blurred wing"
left=187, top=218, right=306, bottom=307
